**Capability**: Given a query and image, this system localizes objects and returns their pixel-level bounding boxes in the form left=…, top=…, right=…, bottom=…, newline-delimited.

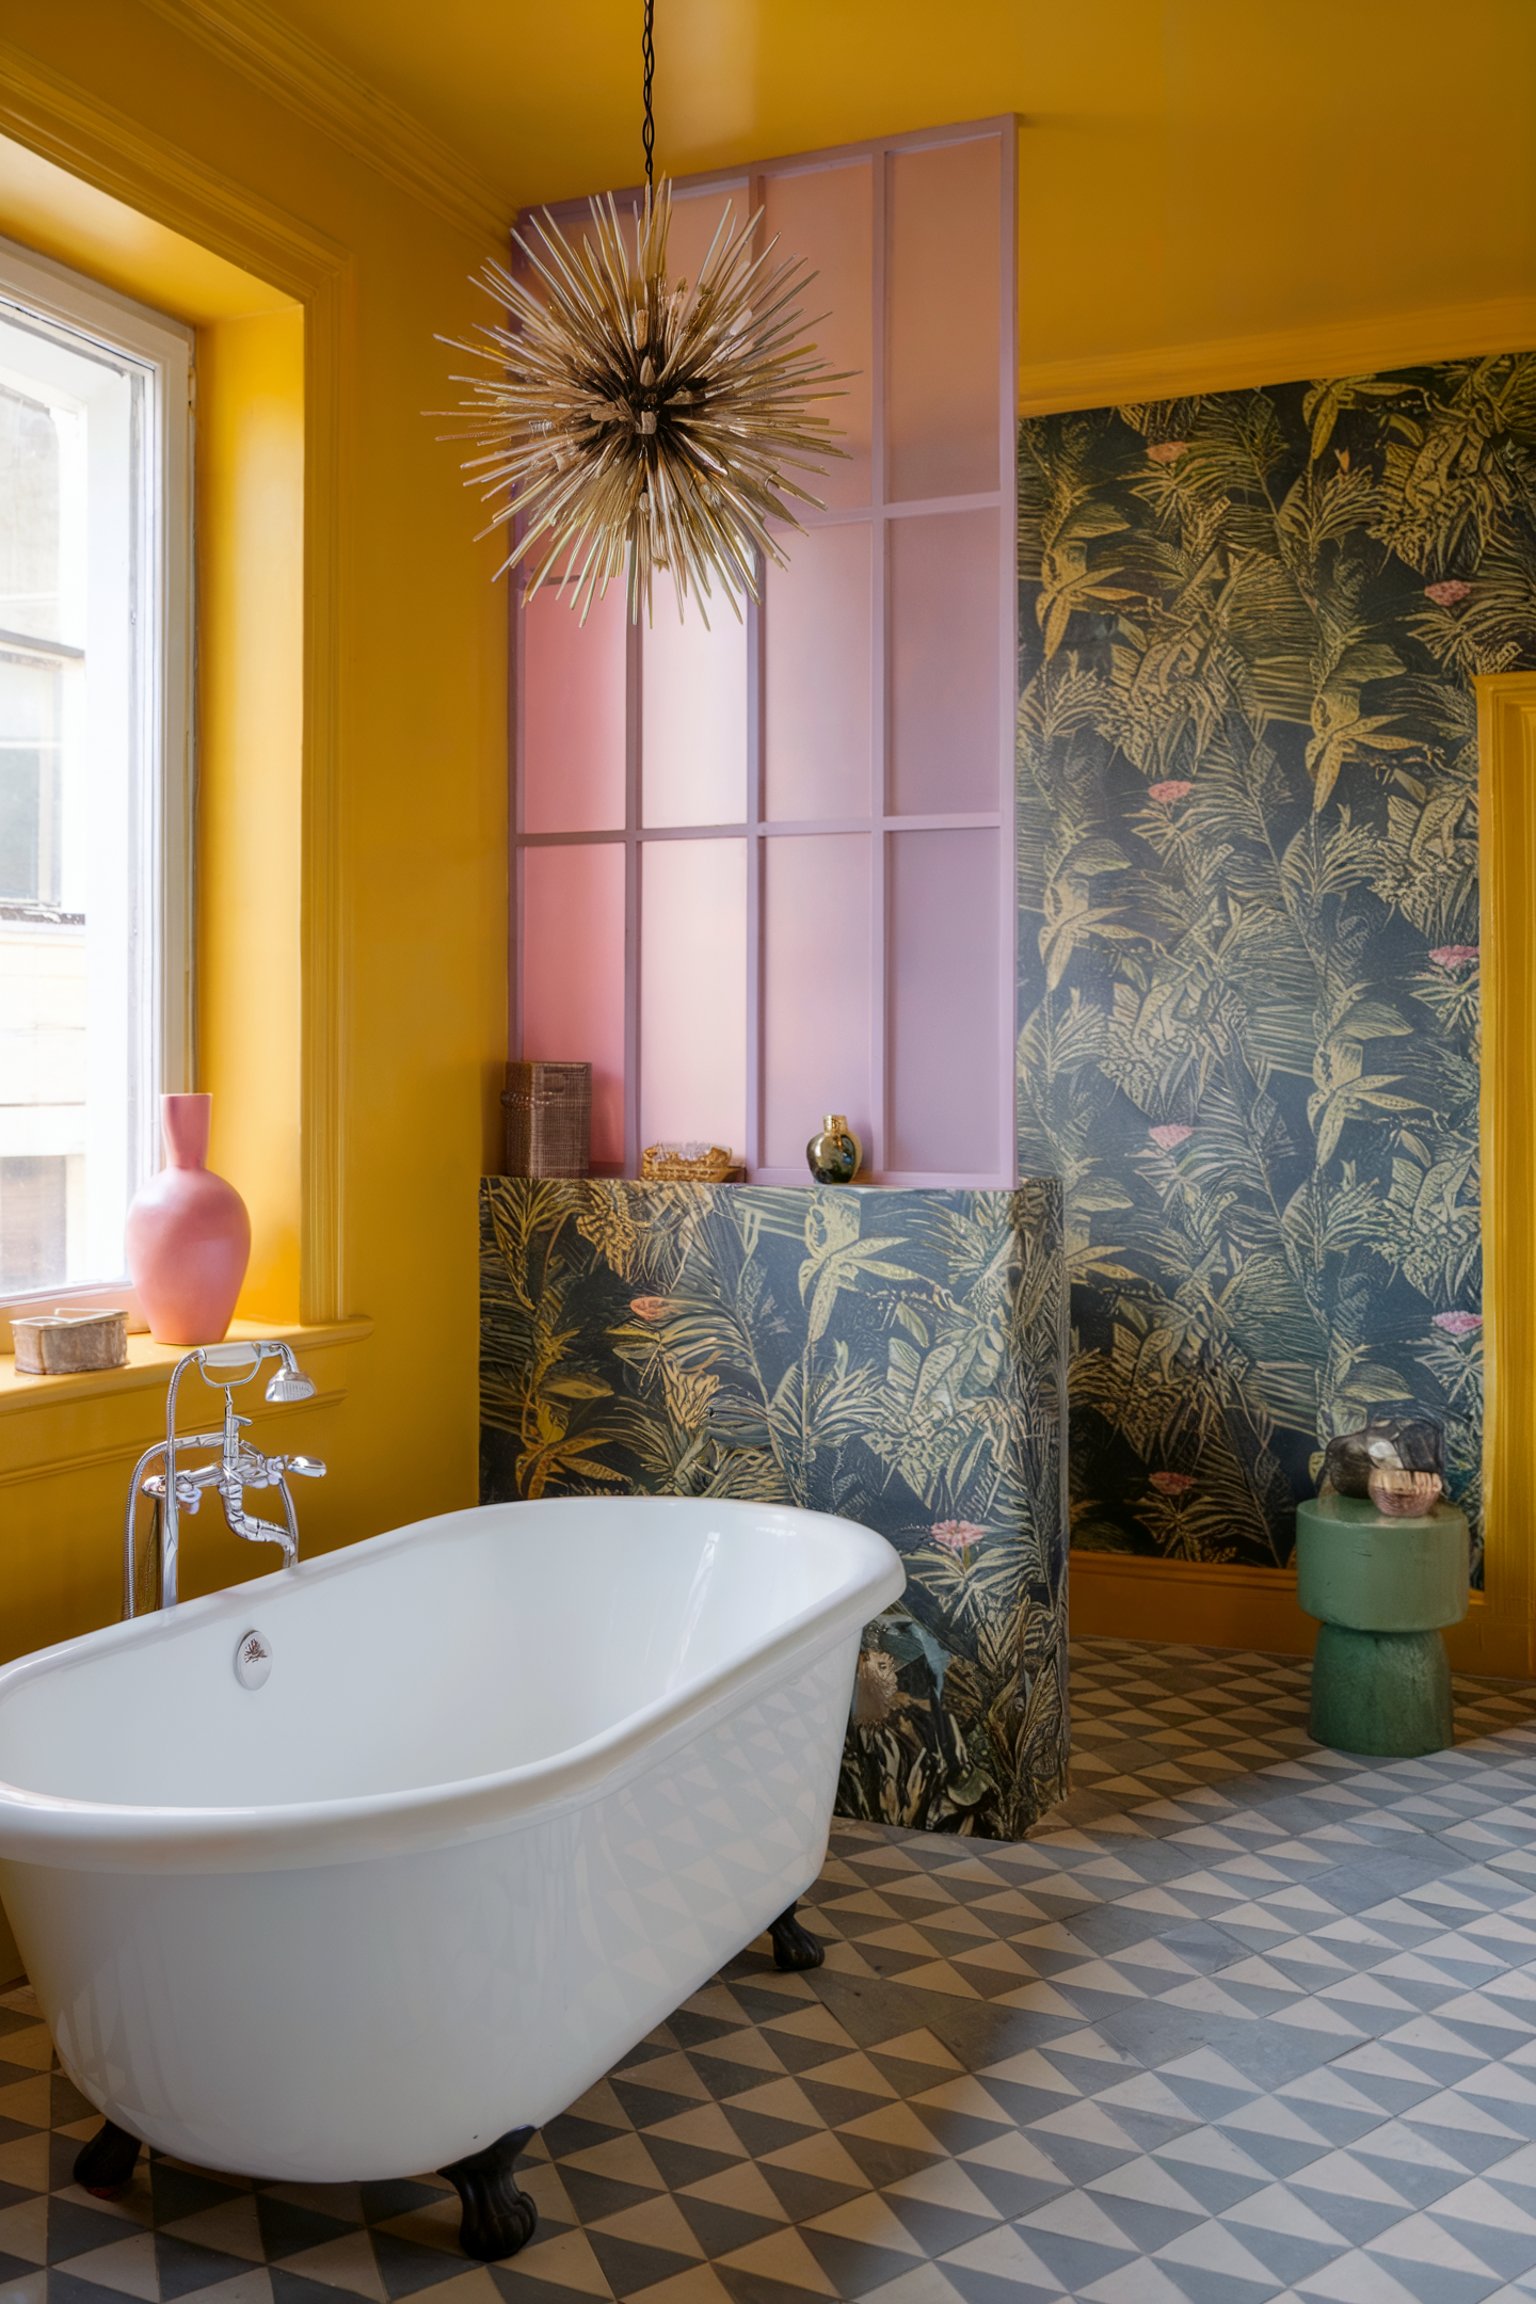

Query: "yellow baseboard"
left=1070, top=1551, right=1506, bottom=1679
left=1070, top=1550, right=1314, bottom=1655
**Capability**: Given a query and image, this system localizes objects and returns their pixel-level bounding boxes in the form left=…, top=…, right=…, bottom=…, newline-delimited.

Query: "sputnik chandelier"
left=442, top=0, right=845, bottom=622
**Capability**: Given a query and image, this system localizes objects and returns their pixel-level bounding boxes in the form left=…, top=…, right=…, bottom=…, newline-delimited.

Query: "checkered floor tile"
left=10, top=1637, right=1536, bottom=2304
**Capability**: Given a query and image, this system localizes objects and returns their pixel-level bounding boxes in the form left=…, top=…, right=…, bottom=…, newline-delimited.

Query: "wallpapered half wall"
left=480, top=1178, right=1067, bottom=1840
left=1017, top=352, right=1536, bottom=1571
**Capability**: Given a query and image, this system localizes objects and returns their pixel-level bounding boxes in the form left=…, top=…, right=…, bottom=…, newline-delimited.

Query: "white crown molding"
left=137, top=0, right=508, bottom=244
left=1018, top=294, right=1536, bottom=415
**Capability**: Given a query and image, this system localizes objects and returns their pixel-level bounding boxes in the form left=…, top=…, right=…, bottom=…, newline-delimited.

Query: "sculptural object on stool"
left=1300, top=1415, right=1465, bottom=1757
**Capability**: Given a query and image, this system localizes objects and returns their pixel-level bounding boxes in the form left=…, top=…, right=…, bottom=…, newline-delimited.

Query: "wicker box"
left=502, top=1060, right=591, bottom=1179
left=640, top=1143, right=740, bottom=1182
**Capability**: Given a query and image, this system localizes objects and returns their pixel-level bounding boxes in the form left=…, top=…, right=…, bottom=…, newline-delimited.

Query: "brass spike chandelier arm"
left=436, top=0, right=849, bottom=623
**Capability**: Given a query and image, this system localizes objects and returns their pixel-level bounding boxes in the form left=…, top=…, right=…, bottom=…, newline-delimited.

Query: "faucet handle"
left=142, top=1467, right=216, bottom=1513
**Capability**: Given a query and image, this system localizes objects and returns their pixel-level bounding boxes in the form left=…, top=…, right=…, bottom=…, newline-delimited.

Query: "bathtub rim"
left=0, top=1496, right=904, bottom=1875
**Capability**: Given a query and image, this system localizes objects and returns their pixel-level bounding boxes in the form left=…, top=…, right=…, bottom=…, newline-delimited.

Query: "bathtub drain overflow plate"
left=235, top=1629, right=272, bottom=1690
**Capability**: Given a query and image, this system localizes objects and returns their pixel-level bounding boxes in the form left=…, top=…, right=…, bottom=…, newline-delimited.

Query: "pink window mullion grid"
left=512, top=118, right=1019, bottom=1191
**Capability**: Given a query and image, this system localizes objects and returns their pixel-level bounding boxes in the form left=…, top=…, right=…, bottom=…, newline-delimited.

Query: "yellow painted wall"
left=197, top=304, right=307, bottom=1323
left=0, top=2, right=507, bottom=1652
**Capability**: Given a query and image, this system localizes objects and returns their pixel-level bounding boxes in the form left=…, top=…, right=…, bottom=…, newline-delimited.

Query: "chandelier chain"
left=439, top=0, right=847, bottom=621
left=641, top=0, right=656, bottom=192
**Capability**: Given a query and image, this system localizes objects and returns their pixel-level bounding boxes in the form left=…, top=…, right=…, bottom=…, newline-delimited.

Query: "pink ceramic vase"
left=126, top=1094, right=251, bottom=1345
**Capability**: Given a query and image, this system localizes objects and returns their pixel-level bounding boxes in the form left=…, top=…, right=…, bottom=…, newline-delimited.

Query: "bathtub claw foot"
left=769, top=1901, right=825, bottom=1971
left=440, top=2124, right=537, bottom=2260
left=74, top=2120, right=142, bottom=2196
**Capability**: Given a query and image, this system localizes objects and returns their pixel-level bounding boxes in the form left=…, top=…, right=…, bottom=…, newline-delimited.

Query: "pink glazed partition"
left=511, top=118, right=1018, bottom=1186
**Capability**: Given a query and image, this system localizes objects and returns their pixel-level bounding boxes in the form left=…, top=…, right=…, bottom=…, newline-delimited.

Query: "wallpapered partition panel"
left=1017, top=353, right=1536, bottom=1572
left=480, top=1178, right=1067, bottom=1840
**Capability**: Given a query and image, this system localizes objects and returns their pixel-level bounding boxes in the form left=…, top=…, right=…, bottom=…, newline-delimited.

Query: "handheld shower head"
left=186, top=1337, right=314, bottom=1402
left=263, top=1345, right=317, bottom=1404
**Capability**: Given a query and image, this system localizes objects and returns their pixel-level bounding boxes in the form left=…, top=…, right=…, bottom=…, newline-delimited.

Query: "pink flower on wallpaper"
left=930, top=1520, right=986, bottom=1555
left=629, top=1296, right=670, bottom=1322
left=1148, top=1123, right=1194, bottom=1150
left=1149, top=1471, right=1196, bottom=1497
left=1432, top=1310, right=1483, bottom=1338
left=1147, top=441, right=1189, bottom=464
left=1148, top=780, right=1193, bottom=804
left=1424, top=579, right=1473, bottom=607
left=1429, top=944, right=1479, bottom=972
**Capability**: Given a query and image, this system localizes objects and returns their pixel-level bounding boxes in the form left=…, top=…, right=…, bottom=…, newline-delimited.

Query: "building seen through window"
left=0, top=252, right=190, bottom=1303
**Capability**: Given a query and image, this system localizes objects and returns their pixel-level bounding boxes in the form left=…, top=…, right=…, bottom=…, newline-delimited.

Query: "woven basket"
left=640, top=1142, right=739, bottom=1183
left=503, top=1060, right=592, bottom=1178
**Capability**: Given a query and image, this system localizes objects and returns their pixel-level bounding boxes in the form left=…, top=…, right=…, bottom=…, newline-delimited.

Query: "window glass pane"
left=763, top=835, right=871, bottom=1171
left=0, top=295, right=168, bottom=1294
left=0, top=381, right=65, bottom=639
left=0, top=1154, right=70, bottom=1292
left=763, top=524, right=872, bottom=822
left=888, top=508, right=1002, bottom=815
left=666, top=180, right=750, bottom=285
left=0, top=657, right=63, bottom=902
left=519, top=844, right=626, bottom=1170
left=761, top=162, right=873, bottom=512
left=641, top=605, right=747, bottom=827
left=639, top=840, right=746, bottom=1158
left=886, top=135, right=1002, bottom=503
left=520, top=580, right=627, bottom=835
left=887, top=828, right=1000, bottom=1174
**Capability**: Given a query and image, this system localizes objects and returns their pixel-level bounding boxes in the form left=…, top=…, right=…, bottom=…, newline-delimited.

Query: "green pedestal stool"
left=1295, top=1492, right=1470, bottom=1757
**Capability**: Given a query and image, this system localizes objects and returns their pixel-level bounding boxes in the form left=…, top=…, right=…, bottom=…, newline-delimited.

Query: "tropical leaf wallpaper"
left=480, top=1177, right=1067, bottom=1840
left=1017, top=353, right=1536, bottom=1571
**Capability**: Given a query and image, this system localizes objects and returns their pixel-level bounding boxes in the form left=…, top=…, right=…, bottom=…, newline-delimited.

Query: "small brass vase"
left=806, top=1114, right=861, bottom=1184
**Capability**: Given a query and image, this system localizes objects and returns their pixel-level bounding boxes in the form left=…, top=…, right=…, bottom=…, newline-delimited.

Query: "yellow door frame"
left=1469, top=670, right=1536, bottom=1679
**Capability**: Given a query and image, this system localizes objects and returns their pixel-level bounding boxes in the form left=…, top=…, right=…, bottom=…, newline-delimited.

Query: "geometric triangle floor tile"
left=5, top=1638, right=1536, bottom=2302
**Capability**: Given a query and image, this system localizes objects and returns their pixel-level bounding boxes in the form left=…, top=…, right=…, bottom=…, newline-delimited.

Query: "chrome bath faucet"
left=123, top=1341, right=326, bottom=1616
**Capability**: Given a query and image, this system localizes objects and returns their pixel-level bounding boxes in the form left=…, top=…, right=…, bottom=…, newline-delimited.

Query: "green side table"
left=1295, top=1493, right=1469, bottom=1757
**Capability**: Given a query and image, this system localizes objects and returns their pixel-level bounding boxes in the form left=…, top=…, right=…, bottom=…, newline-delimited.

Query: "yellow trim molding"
left=136, top=0, right=506, bottom=241
left=1475, top=671, right=1536, bottom=1681
left=1018, top=295, right=1536, bottom=416
left=1070, top=1553, right=1313, bottom=1657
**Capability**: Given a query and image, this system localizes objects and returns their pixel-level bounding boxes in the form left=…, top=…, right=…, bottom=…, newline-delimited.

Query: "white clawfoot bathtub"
left=0, top=1497, right=903, bottom=2185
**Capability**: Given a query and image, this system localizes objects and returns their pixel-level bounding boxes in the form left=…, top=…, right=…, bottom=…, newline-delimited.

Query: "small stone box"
left=1296, top=1492, right=1470, bottom=1757
left=12, top=1308, right=129, bottom=1376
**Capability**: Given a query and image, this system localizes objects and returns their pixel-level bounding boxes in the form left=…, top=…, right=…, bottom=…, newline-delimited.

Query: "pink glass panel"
left=666, top=180, right=749, bottom=290
left=886, top=135, right=1002, bottom=503
left=763, top=524, right=873, bottom=821
left=761, top=162, right=873, bottom=510
left=762, top=835, right=872, bottom=1171
left=519, top=843, right=626, bottom=1167
left=640, top=839, right=747, bottom=1157
left=520, top=581, right=627, bottom=834
left=888, top=508, right=1001, bottom=816
left=887, top=829, right=1000, bottom=1175
left=641, top=604, right=748, bottom=826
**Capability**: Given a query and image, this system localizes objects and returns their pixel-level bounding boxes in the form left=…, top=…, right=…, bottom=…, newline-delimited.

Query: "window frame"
left=0, top=233, right=193, bottom=1336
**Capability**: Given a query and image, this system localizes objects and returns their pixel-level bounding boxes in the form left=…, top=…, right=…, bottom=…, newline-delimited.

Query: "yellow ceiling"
left=244, top=0, right=1536, bottom=381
